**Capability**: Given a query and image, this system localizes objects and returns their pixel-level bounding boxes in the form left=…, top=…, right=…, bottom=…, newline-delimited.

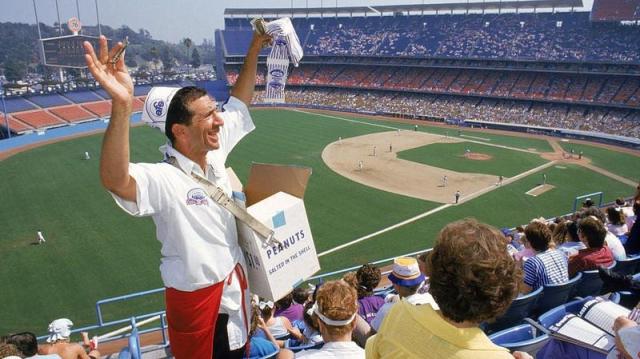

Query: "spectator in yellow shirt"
left=365, top=218, right=524, bottom=359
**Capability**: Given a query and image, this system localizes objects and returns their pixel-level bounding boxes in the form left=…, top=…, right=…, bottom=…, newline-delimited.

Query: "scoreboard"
left=41, top=35, right=110, bottom=68
left=591, top=0, right=640, bottom=21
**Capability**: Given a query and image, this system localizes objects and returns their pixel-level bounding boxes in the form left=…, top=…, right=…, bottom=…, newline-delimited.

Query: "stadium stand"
left=82, top=101, right=112, bottom=118
left=11, top=110, right=67, bottom=129
left=241, top=65, right=640, bottom=108
left=49, top=105, right=96, bottom=123
left=591, top=0, right=640, bottom=21
left=133, top=85, right=153, bottom=97
left=4, top=97, right=37, bottom=113
left=132, top=97, right=145, bottom=112
left=256, top=88, right=640, bottom=139
left=62, top=90, right=104, bottom=104
left=24, top=93, right=72, bottom=108
left=0, top=113, right=33, bottom=133
left=92, top=88, right=111, bottom=100
left=222, top=13, right=640, bottom=63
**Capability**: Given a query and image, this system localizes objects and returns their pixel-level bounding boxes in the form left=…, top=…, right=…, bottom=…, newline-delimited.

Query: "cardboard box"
left=234, top=163, right=320, bottom=301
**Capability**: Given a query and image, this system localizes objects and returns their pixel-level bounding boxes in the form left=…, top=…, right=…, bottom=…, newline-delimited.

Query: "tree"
left=182, top=38, right=193, bottom=58
left=125, top=57, right=138, bottom=68
left=4, top=59, right=27, bottom=81
left=161, top=46, right=173, bottom=71
left=149, top=46, right=159, bottom=70
left=191, top=48, right=201, bottom=69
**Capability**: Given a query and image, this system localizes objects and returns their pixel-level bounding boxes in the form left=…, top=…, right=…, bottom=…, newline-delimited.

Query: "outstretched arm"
left=84, top=36, right=136, bottom=201
left=230, top=32, right=272, bottom=106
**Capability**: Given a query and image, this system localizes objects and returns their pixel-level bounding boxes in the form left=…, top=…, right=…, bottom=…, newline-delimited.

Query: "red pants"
left=165, top=264, right=249, bottom=359
left=165, top=282, right=224, bottom=359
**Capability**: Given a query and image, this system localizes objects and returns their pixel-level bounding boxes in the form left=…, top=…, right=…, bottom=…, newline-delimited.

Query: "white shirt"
left=605, top=231, right=627, bottom=261
left=621, top=206, right=635, bottom=229
left=370, top=292, right=439, bottom=331
left=111, top=96, right=254, bottom=347
left=296, top=341, right=365, bottom=358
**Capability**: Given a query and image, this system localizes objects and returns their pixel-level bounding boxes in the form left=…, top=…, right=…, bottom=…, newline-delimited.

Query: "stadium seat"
left=537, top=297, right=591, bottom=330
left=572, top=261, right=616, bottom=298
left=538, top=297, right=593, bottom=328
left=618, top=234, right=628, bottom=245
left=117, top=347, right=131, bottom=359
left=484, top=286, right=543, bottom=334
left=489, top=323, right=548, bottom=354
left=533, top=273, right=582, bottom=317
left=613, top=255, right=640, bottom=276
left=286, top=341, right=324, bottom=353
left=118, top=326, right=142, bottom=359
left=610, top=291, right=640, bottom=310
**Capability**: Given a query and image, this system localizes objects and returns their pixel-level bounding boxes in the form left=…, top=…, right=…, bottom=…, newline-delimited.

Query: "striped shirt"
left=523, top=249, right=569, bottom=290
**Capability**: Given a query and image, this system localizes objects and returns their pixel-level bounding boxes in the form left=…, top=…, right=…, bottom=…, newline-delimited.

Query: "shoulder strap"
left=166, top=156, right=280, bottom=246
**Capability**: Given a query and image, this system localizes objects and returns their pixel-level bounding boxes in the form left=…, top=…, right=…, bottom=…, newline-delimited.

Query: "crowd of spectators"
left=298, top=12, right=640, bottom=63
left=4, top=187, right=638, bottom=359
left=1, top=319, right=100, bottom=359
left=232, top=185, right=640, bottom=358
left=259, top=65, right=640, bottom=107
left=253, top=88, right=640, bottom=138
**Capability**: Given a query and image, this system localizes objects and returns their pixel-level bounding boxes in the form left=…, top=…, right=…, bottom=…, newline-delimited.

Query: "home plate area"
left=526, top=184, right=555, bottom=196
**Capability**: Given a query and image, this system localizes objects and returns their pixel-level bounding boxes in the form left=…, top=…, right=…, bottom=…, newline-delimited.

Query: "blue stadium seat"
left=133, top=85, right=153, bottom=96
left=533, top=273, right=582, bottom=317
left=611, top=290, right=640, bottom=310
left=286, top=341, right=324, bottom=353
left=538, top=297, right=591, bottom=330
left=118, top=326, right=142, bottom=359
left=484, top=286, right=543, bottom=334
left=572, top=261, right=616, bottom=298
left=117, top=347, right=131, bottom=359
left=489, top=323, right=548, bottom=354
left=4, top=97, right=36, bottom=112
left=25, top=94, right=70, bottom=108
left=63, top=90, right=103, bottom=103
left=613, top=255, right=640, bottom=276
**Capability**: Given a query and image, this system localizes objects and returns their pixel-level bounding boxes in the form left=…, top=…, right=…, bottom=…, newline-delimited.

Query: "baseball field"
left=1, top=108, right=638, bottom=335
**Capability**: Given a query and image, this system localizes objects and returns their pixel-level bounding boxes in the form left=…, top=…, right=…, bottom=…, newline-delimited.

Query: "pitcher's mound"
left=463, top=152, right=492, bottom=161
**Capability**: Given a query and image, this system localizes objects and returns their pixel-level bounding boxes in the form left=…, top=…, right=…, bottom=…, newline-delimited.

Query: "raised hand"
left=83, top=35, right=133, bottom=106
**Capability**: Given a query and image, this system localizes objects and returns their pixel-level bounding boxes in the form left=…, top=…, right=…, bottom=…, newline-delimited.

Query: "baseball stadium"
left=1, top=0, right=640, bottom=358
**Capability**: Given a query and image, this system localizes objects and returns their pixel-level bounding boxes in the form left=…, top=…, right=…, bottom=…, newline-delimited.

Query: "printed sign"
left=237, top=191, right=320, bottom=301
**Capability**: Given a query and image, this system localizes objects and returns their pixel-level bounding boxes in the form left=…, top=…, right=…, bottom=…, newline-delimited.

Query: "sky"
left=0, top=0, right=594, bottom=44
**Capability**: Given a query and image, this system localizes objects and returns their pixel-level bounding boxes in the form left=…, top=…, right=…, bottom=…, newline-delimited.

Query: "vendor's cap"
left=46, top=318, right=73, bottom=343
left=583, top=198, right=594, bottom=207
left=388, top=257, right=426, bottom=287
left=141, top=86, right=180, bottom=132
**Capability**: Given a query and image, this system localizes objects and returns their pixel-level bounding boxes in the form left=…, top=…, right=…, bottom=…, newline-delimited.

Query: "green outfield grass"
left=320, top=163, right=635, bottom=273
left=558, top=141, right=640, bottom=182
left=397, top=141, right=547, bottom=177
left=0, top=108, right=637, bottom=335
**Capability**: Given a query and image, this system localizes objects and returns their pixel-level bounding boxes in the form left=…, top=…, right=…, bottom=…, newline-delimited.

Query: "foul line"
left=295, top=109, right=556, bottom=256
left=318, top=204, right=451, bottom=257
left=460, top=134, right=491, bottom=141
left=293, top=109, right=539, bottom=155
left=292, top=109, right=401, bottom=131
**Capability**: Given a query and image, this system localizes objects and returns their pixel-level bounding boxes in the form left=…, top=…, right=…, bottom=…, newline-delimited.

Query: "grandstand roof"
left=225, top=0, right=584, bottom=17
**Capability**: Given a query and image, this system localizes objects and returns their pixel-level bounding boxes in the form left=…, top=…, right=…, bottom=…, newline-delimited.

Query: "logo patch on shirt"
left=186, top=188, right=209, bottom=206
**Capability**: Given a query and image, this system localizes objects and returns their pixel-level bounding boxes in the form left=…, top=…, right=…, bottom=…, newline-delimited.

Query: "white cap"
left=46, top=318, right=73, bottom=343
left=141, top=87, right=180, bottom=133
